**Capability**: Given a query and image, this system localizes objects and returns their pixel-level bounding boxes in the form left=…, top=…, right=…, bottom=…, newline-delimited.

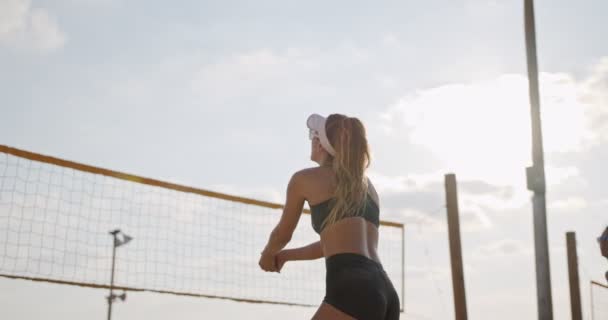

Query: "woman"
left=258, top=113, right=400, bottom=320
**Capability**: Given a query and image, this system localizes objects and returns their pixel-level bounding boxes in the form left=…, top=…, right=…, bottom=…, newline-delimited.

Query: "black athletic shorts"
left=323, top=253, right=400, bottom=320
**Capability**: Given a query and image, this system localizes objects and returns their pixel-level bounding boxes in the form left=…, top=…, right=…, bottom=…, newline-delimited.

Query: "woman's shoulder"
left=292, top=166, right=332, bottom=179
left=291, top=167, right=335, bottom=195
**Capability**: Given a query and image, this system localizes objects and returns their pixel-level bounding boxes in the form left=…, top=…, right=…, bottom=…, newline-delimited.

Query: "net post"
left=590, top=280, right=595, bottom=320
left=401, top=225, right=405, bottom=312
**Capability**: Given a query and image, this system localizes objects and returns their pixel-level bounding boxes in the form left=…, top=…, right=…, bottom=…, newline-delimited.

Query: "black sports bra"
left=309, top=193, right=380, bottom=234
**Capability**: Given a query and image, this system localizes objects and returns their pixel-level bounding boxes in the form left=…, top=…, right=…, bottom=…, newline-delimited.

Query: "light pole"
left=523, top=1, right=553, bottom=319
left=107, top=229, right=133, bottom=320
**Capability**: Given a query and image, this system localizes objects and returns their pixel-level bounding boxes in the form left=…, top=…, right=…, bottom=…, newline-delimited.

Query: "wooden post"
left=566, top=232, right=582, bottom=320
left=444, top=174, right=468, bottom=320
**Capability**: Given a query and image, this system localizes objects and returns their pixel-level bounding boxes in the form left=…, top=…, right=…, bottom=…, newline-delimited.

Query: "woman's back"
left=303, top=166, right=382, bottom=266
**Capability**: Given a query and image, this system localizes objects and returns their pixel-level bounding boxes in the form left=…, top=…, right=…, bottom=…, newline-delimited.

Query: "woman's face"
left=310, top=136, right=325, bottom=164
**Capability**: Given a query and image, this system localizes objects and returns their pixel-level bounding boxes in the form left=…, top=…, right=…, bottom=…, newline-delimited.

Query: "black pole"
left=107, top=235, right=117, bottom=320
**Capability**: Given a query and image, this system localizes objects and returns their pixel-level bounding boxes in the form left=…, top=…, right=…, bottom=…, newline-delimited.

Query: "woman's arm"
left=282, top=241, right=324, bottom=261
left=261, top=172, right=306, bottom=256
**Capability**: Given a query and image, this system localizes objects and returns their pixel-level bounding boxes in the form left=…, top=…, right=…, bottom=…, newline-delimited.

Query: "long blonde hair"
left=320, top=114, right=371, bottom=231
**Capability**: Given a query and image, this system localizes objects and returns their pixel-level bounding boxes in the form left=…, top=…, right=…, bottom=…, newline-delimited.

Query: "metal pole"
left=523, top=1, right=553, bottom=319
left=566, top=232, right=582, bottom=320
left=444, top=174, right=468, bottom=320
left=590, top=281, right=594, bottom=320
left=107, top=235, right=117, bottom=320
left=401, top=226, right=405, bottom=312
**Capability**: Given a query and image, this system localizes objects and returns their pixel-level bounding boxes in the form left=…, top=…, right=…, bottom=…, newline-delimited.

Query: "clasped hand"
left=258, top=250, right=288, bottom=273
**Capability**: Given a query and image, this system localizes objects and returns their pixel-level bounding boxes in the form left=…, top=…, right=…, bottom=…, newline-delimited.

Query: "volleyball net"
left=591, top=280, right=608, bottom=320
left=0, top=145, right=405, bottom=310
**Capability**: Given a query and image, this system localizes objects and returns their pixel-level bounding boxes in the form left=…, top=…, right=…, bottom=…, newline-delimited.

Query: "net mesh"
left=0, top=146, right=404, bottom=308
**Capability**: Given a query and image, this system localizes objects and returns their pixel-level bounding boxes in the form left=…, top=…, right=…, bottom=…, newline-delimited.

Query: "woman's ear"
left=312, top=138, right=320, bottom=149
left=315, top=142, right=325, bottom=153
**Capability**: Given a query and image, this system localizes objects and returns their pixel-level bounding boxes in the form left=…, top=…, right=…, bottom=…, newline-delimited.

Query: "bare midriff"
left=319, top=216, right=382, bottom=265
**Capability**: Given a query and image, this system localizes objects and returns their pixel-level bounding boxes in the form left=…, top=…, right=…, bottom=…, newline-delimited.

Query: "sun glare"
left=383, top=73, right=590, bottom=190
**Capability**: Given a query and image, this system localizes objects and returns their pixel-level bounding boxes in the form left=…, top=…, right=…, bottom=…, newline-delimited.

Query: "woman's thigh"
left=311, top=302, right=357, bottom=320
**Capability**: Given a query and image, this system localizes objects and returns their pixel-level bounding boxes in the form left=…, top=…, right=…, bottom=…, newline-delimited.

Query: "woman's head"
left=306, top=113, right=371, bottom=230
left=324, top=114, right=371, bottom=173
left=307, top=114, right=370, bottom=168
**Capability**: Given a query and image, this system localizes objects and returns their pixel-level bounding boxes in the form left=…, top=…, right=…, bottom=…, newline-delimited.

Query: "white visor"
left=306, top=113, right=336, bottom=156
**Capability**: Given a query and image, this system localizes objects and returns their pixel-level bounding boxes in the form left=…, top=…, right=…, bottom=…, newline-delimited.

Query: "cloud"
left=473, top=239, right=532, bottom=260
left=368, top=170, right=519, bottom=230
left=368, top=165, right=585, bottom=231
left=0, top=0, right=66, bottom=53
left=396, top=208, right=446, bottom=231
left=367, top=170, right=438, bottom=191
left=378, top=73, right=597, bottom=186
left=189, top=44, right=374, bottom=105
left=548, top=196, right=588, bottom=212
left=207, top=183, right=283, bottom=204
left=458, top=179, right=513, bottom=197
left=391, top=201, right=494, bottom=232
left=190, top=48, right=320, bottom=103
left=580, top=57, right=608, bottom=142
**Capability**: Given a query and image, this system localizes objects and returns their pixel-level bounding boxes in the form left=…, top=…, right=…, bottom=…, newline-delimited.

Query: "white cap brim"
left=306, top=113, right=326, bottom=131
left=306, top=113, right=336, bottom=156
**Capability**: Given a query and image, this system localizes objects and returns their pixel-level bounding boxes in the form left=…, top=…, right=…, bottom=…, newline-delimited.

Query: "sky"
left=1, top=0, right=608, bottom=319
